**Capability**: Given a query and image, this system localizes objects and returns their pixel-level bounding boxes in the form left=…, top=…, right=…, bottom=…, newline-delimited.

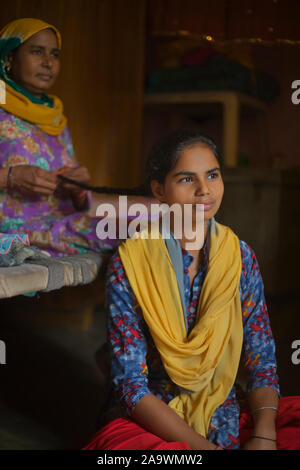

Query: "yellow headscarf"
left=0, top=18, right=67, bottom=135
left=118, top=221, right=243, bottom=438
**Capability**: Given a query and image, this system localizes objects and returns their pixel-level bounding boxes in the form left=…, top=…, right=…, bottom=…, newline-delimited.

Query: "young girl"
left=83, top=130, right=300, bottom=451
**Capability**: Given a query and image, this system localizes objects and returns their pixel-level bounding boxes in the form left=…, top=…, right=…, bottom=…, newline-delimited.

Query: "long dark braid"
left=57, top=174, right=148, bottom=196
left=58, top=129, right=220, bottom=197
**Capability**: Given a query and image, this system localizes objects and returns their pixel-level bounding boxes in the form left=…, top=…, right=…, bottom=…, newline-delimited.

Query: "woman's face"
left=6, top=28, right=60, bottom=97
left=151, top=143, right=224, bottom=223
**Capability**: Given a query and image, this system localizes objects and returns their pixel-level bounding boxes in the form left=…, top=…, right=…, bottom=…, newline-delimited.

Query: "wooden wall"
left=148, top=0, right=300, bottom=40
left=0, top=0, right=146, bottom=187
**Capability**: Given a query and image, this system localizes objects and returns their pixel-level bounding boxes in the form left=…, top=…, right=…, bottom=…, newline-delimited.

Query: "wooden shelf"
left=144, top=90, right=267, bottom=167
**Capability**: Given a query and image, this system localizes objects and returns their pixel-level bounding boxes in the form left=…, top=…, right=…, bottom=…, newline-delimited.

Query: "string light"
left=152, top=31, right=300, bottom=46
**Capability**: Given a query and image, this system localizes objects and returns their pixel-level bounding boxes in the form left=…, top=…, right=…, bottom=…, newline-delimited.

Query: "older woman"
left=0, top=18, right=118, bottom=256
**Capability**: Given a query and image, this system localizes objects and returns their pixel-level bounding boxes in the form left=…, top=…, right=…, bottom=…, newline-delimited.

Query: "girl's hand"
left=9, top=164, right=57, bottom=195
left=57, top=166, right=91, bottom=196
left=242, top=437, right=277, bottom=450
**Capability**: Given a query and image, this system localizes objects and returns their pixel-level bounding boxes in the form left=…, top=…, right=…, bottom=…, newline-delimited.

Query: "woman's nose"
left=42, top=53, right=53, bottom=69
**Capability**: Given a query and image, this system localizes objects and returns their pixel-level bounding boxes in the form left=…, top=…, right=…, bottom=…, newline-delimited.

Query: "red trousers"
left=82, top=396, right=300, bottom=450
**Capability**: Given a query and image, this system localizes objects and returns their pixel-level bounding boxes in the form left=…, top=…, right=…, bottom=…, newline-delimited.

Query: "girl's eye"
left=31, top=49, right=42, bottom=55
left=179, top=176, right=193, bottom=183
left=51, top=51, right=60, bottom=59
left=208, top=172, right=219, bottom=180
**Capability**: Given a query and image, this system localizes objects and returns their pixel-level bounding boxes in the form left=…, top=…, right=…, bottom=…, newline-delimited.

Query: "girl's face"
left=6, top=28, right=60, bottom=98
left=151, top=143, right=224, bottom=222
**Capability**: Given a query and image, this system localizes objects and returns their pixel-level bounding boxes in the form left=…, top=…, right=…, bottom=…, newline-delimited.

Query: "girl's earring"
left=5, top=64, right=11, bottom=74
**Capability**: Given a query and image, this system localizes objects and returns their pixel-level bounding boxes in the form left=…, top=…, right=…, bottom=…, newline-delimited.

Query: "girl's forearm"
left=131, top=393, right=217, bottom=450
left=248, top=387, right=279, bottom=437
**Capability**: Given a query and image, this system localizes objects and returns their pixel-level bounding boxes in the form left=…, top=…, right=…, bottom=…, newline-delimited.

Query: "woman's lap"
left=3, top=213, right=121, bottom=255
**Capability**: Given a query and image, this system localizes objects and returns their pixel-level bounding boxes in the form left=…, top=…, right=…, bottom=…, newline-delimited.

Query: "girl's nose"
left=195, top=179, right=210, bottom=196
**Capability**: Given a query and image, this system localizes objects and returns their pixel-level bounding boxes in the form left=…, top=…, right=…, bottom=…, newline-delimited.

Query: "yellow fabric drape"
left=2, top=85, right=66, bottom=136
left=118, top=221, right=243, bottom=437
left=0, top=18, right=67, bottom=135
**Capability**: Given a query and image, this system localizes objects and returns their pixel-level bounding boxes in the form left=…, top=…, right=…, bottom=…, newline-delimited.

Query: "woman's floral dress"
left=0, top=107, right=118, bottom=256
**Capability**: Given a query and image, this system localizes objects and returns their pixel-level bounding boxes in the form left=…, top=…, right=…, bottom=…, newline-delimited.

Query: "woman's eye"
left=31, top=49, right=42, bottom=55
left=51, top=52, right=60, bottom=59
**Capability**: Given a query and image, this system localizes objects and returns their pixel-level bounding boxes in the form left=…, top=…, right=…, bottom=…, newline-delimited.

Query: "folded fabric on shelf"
left=146, top=54, right=280, bottom=103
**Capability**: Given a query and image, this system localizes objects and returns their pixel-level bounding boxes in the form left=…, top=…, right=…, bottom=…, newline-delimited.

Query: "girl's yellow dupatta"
left=118, top=221, right=243, bottom=437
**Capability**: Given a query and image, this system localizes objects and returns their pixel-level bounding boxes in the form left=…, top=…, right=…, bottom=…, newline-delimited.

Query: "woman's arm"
left=132, top=393, right=217, bottom=450
left=0, top=165, right=57, bottom=194
left=56, top=166, right=91, bottom=211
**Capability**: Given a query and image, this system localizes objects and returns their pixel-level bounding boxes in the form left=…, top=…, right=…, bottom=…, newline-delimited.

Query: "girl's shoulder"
left=105, top=248, right=135, bottom=298
left=106, top=248, right=126, bottom=283
left=108, top=247, right=122, bottom=264
left=238, top=239, right=261, bottom=281
left=105, top=238, right=261, bottom=282
left=239, top=239, right=255, bottom=259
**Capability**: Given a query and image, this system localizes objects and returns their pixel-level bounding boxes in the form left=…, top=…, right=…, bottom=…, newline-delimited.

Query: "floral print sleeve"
left=239, top=240, right=280, bottom=396
left=105, top=252, right=151, bottom=414
left=105, top=237, right=280, bottom=448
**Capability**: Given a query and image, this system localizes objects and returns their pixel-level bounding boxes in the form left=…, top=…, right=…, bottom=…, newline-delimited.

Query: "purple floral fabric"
left=0, top=107, right=119, bottom=256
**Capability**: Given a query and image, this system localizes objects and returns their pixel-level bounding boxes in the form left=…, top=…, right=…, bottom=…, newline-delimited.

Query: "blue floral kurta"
left=105, top=237, right=280, bottom=450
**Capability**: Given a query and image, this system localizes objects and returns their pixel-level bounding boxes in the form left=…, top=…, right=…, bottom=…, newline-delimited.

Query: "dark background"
left=0, top=0, right=299, bottom=450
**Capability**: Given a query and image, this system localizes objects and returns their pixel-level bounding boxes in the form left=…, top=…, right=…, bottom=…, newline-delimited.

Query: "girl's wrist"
left=253, top=418, right=276, bottom=439
left=253, top=409, right=277, bottom=425
left=252, top=404, right=277, bottom=424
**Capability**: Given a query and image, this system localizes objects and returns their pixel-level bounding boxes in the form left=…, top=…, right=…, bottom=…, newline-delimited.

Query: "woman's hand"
left=56, top=166, right=91, bottom=211
left=9, top=164, right=57, bottom=195
left=56, top=166, right=91, bottom=196
left=242, top=436, right=277, bottom=450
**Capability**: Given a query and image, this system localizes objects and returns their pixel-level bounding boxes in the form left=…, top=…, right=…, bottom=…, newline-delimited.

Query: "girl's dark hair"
left=144, top=129, right=220, bottom=196
left=58, top=129, right=220, bottom=197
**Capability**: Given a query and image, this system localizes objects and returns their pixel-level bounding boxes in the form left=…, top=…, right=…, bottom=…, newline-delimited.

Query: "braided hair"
left=58, top=130, right=220, bottom=196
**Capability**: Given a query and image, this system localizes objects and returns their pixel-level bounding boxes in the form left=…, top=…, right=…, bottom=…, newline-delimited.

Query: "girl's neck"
left=177, top=220, right=209, bottom=256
